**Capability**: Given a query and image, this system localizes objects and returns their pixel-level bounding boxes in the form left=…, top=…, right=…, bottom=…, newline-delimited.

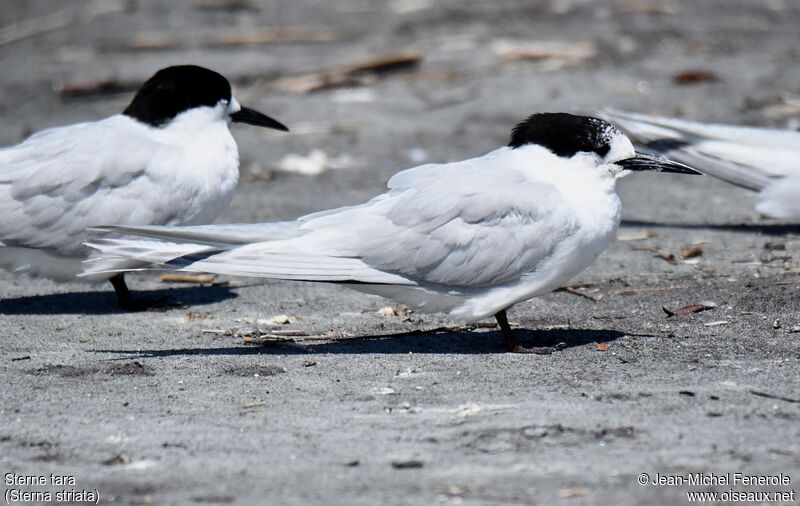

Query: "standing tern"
left=85, top=113, right=698, bottom=352
left=601, top=108, right=800, bottom=220
left=0, top=65, right=288, bottom=309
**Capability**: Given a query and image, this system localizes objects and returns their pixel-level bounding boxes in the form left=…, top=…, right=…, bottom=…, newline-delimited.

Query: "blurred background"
left=1, top=0, right=798, bottom=223
left=2, top=4, right=800, bottom=503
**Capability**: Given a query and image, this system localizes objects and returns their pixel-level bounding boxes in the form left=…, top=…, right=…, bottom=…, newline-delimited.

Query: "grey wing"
left=157, top=160, right=579, bottom=288
left=0, top=118, right=183, bottom=255
left=354, top=163, right=578, bottom=286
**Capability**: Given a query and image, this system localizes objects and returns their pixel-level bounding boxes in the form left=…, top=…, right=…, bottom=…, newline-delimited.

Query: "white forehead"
left=604, top=129, right=636, bottom=163
left=226, top=96, right=241, bottom=114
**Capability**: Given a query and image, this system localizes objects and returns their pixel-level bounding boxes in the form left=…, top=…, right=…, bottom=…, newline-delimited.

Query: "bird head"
left=123, top=65, right=288, bottom=132
left=509, top=112, right=698, bottom=177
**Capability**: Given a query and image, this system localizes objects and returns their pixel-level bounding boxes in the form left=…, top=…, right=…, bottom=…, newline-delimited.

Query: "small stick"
left=556, top=286, right=600, bottom=302
left=749, top=389, right=800, bottom=404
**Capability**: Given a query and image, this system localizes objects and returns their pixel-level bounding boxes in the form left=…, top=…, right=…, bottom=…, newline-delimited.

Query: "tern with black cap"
left=86, top=113, right=699, bottom=351
left=0, top=65, right=288, bottom=309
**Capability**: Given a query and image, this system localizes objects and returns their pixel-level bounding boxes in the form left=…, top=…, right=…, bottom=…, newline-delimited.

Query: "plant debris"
left=103, top=453, right=131, bottom=466
left=617, top=230, right=658, bottom=241
left=391, top=460, right=424, bottom=470
left=193, top=0, right=260, bottom=11
left=749, top=389, right=800, bottom=404
left=160, top=273, right=216, bottom=284
left=129, top=26, right=340, bottom=50
left=631, top=245, right=676, bottom=263
left=375, top=306, right=410, bottom=317
left=673, top=69, right=719, bottom=85
left=662, top=303, right=716, bottom=317
left=596, top=342, right=609, bottom=352
left=556, top=285, right=601, bottom=302
left=558, top=488, right=589, bottom=498
left=764, top=241, right=786, bottom=251
left=492, top=40, right=596, bottom=69
left=272, top=53, right=422, bottom=94
left=680, top=245, right=703, bottom=260
left=241, top=400, right=267, bottom=409
left=201, top=328, right=231, bottom=335
left=260, top=315, right=292, bottom=325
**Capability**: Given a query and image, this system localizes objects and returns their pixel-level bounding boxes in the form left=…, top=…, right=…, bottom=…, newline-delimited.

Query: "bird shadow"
left=621, top=219, right=798, bottom=235
left=0, top=285, right=238, bottom=315
left=93, top=327, right=640, bottom=357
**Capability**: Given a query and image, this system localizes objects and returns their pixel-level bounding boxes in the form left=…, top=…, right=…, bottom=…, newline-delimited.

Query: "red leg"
left=495, top=309, right=556, bottom=354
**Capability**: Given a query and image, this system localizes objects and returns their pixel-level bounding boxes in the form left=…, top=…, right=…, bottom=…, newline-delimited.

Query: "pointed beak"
left=617, top=152, right=701, bottom=175
left=230, top=106, right=289, bottom=132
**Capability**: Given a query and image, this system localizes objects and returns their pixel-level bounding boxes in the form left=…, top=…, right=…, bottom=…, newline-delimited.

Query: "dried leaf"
left=347, top=53, right=421, bottom=75
left=680, top=245, right=703, bottom=260
left=673, top=69, right=719, bottom=85
left=761, top=251, right=791, bottom=263
left=129, top=26, right=339, bottom=50
left=375, top=306, right=409, bottom=317
left=160, top=273, right=216, bottom=284
left=193, top=0, right=260, bottom=11
left=662, top=303, right=716, bottom=317
left=493, top=40, right=596, bottom=64
left=215, top=27, right=340, bottom=47
left=103, top=453, right=131, bottom=466
left=656, top=252, right=676, bottom=263
left=240, top=400, right=266, bottom=409
left=631, top=245, right=676, bottom=263
left=558, top=487, right=589, bottom=498
left=613, top=0, right=677, bottom=14
left=272, top=53, right=421, bottom=94
left=391, top=460, right=424, bottom=469
left=259, top=315, right=291, bottom=325
left=765, top=241, right=786, bottom=251
left=617, top=230, right=658, bottom=241
left=596, top=342, right=609, bottom=352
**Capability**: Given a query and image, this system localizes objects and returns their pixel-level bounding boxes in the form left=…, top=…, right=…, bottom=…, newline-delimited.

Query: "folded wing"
left=0, top=116, right=192, bottom=256
left=86, top=156, right=578, bottom=290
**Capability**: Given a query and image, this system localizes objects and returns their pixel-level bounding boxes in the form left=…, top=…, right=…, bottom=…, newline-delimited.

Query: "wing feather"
left=0, top=116, right=192, bottom=255
left=87, top=152, right=579, bottom=289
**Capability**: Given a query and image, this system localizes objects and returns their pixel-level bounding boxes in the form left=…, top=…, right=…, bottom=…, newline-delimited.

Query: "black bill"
left=617, top=152, right=701, bottom=175
left=231, top=107, right=289, bottom=131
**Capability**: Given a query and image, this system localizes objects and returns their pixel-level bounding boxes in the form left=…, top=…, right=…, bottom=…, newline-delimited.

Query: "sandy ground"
left=1, top=1, right=799, bottom=504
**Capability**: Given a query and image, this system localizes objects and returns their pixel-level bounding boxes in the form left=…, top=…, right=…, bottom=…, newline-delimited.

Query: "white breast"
left=150, top=107, right=240, bottom=226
